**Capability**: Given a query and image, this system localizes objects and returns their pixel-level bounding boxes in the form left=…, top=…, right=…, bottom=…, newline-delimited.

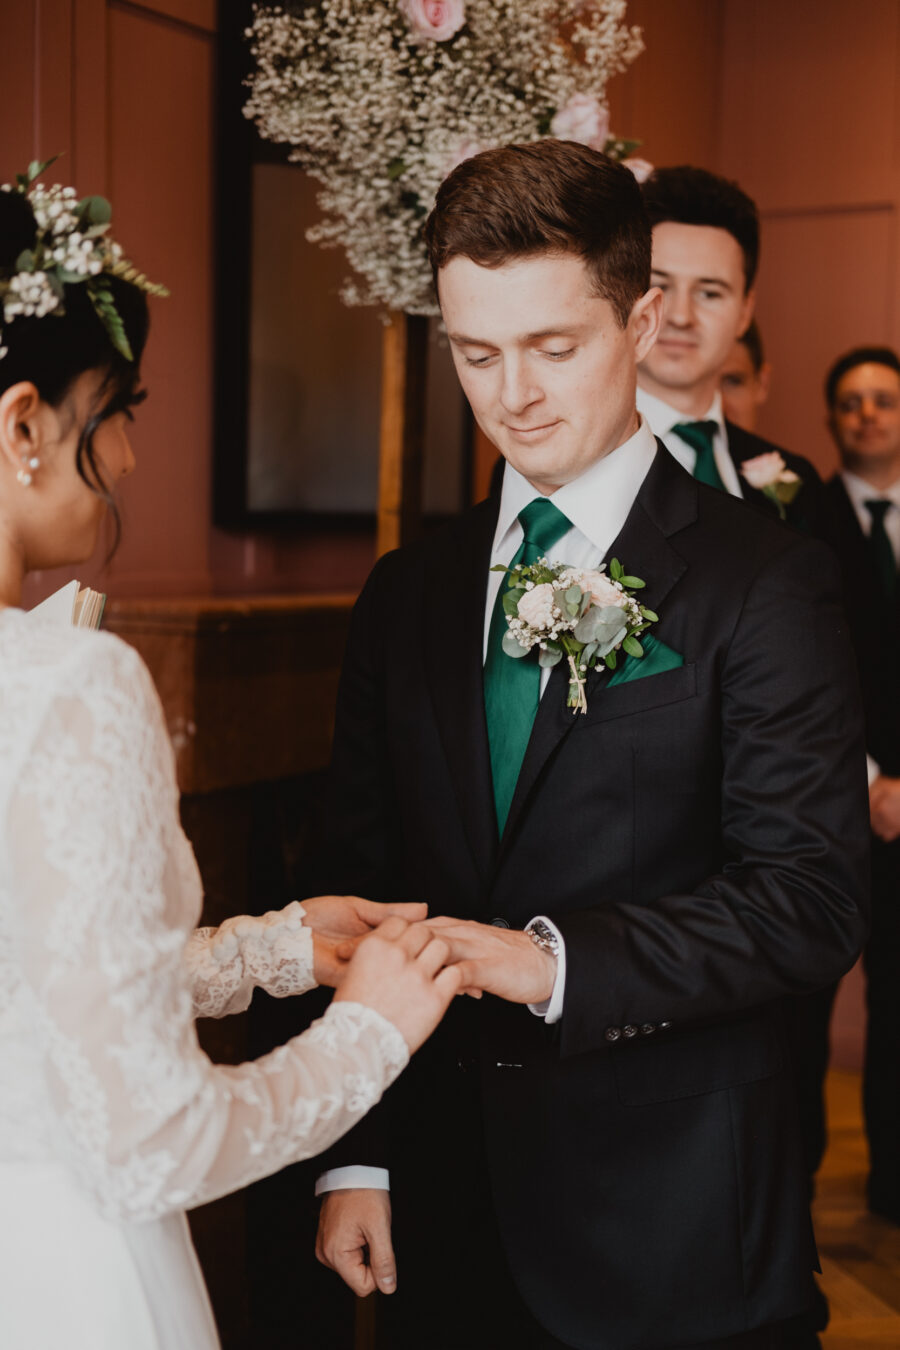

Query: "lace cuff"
left=314, top=1000, right=410, bottom=1093
left=187, top=900, right=316, bottom=1018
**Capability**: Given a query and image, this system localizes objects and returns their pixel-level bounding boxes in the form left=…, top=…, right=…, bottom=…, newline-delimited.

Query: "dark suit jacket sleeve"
left=555, top=536, right=870, bottom=1058
left=304, top=552, right=404, bottom=1174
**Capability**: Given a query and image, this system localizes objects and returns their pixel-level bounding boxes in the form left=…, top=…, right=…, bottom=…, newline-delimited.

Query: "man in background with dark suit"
left=635, top=166, right=820, bottom=530
left=790, top=346, right=900, bottom=1224
left=720, top=320, right=771, bottom=434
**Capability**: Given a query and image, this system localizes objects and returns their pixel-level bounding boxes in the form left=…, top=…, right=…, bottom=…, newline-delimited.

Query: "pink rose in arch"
left=400, top=0, right=466, bottom=42
left=550, top=94, right=610, bottom=151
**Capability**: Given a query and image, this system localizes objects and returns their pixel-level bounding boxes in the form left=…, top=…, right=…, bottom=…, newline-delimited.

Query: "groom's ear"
left=629, top=288, right=664, bottom=363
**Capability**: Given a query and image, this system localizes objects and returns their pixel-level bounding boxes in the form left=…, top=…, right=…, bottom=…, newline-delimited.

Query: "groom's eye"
left=541, top=348, right=575, bottom=361
left=463, top=352, right=496, bottom=367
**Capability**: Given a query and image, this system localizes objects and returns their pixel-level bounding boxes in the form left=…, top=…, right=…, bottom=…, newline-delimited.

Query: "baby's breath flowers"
left=494, top=556, right=658, bottom=713
left=0, top=157, right=169, bottom=362
left=244, top=1, right=644, bottom=315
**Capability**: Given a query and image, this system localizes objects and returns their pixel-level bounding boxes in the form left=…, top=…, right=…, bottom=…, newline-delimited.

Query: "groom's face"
left=440, top=253, right=660, bottom=494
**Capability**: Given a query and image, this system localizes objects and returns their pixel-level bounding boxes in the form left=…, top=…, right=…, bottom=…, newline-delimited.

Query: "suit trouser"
left=786, top=836, right=900, bottom=1212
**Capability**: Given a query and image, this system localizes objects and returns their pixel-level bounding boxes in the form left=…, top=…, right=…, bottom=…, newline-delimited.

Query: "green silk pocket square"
left=606, top=631, right=683, bottom=687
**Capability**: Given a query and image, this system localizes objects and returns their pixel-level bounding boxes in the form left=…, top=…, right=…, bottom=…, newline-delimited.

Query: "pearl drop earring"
left=16, top=454, right=40, bottom=487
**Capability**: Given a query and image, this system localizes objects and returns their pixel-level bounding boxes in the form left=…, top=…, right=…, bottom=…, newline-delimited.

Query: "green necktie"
left=672, top=420, right=725, bottom=492
left=485, top=498, right=572, bottom=833
left=864, top=499, right=897, bottom=602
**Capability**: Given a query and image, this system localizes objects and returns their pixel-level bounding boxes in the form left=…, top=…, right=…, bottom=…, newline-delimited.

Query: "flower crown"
left=0, top=156, right=168, bottom=363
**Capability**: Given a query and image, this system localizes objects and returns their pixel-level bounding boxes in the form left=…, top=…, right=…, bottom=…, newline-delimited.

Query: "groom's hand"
left=316, top=1189, right=396, bottom=1297
left=302, top=896, right=428, bottom=988
left=425, top=918, right=557, bottom=1004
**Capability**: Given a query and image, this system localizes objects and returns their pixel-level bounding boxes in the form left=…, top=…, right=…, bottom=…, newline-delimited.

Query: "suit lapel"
left=423, top=498, right=499, bottom=879
left=499, top=445, right=694, bottom=852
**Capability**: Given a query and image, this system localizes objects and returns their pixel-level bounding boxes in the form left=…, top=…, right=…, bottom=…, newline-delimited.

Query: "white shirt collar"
left=841, top=469, right=900, bottom=513
left=492, top=416, right=658, bottom=559
left=636, top=385, right=725, bottom=439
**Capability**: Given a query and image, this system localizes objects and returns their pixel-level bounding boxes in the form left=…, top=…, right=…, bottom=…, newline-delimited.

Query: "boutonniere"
left=740, top=452, right=801, bottom=520
left=492, top=557, right=659, bottom=714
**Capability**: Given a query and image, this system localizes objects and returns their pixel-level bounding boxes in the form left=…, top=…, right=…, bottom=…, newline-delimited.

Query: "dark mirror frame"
left=212, top=4, right=474, bottom=534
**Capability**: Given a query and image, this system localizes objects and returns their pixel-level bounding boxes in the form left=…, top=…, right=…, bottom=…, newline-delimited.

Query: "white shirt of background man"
left=636, top=385, right=743, bottom=498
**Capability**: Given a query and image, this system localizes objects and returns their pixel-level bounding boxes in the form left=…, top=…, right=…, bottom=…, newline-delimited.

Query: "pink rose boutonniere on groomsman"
left=740, top=451, right=801, bottom=520
left=400, top=0, right=466, bottom=42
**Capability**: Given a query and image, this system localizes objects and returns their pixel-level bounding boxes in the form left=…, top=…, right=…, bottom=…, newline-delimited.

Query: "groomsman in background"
left=635, top=166, right=820, bottom=529
left=790, top=346, right=900, bottom=1224
left=719, top=320, right=771, bottom=433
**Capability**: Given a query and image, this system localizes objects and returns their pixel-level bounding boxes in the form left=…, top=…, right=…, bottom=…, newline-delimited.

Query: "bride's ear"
left=0, top=382, right=44, bottom=481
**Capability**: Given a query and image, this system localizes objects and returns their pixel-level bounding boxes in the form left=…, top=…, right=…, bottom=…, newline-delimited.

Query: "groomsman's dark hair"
left=825, top=346, right=900, bottom=408
left=424, top=139, right=651, bottom=328
left=641, top=165, right=760, bottom=292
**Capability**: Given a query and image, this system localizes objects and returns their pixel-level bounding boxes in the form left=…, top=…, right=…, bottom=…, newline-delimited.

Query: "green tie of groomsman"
left=672, top=420, right=726, bottom=493
left=864, top=499, right=897, bottom=602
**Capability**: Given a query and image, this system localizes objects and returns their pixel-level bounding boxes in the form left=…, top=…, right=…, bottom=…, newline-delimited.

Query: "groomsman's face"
left=829, top=363, right=900, bottom=471
left=440, top=253, right=661, bottom=493
left=638, top=222, right=754, bottom=406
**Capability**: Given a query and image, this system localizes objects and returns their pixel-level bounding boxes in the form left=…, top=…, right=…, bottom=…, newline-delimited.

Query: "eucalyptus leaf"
left=57, top=268, right=88, bottom=284
left=26, top=155, right=59, bottom=185
left=501, top=630, right=529, bottom=659
left=490, top=564, right=510, bottom=574
left=596, top=625, right=628, bottom=658
left=77, top=195, right=112, bottom=226
left=502, top=588, right=524, bottom=617
left=623, top=635, right=644, bottom=658
left=573, top=604, right=627, bottom=644
left=15, top=250, right=35, bottom=273
left=538, top=646, right=563, bottom=668
left=579, top=591, right=592, bottom=617
left=581, top=641, right=598, bottom=667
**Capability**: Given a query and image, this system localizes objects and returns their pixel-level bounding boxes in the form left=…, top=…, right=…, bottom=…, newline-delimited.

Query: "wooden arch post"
left=376, top=311, right=429, bottom=558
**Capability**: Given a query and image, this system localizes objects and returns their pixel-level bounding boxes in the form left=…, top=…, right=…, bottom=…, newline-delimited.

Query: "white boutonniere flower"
left=740, top=452, right=801, bottom=521
left=492, top=558, right=658, bottom=715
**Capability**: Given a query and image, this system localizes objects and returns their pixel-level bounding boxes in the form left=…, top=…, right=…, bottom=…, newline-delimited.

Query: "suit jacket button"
left=659, top=1021, right=672, bottom=1030
left=605, top=1027, right=622, bottom=1042
left=623, top=1024, right=638, bottom=1038
left=490, top=918, right=510, bottom=928
left=640, top=1024, right=656, bottom=1036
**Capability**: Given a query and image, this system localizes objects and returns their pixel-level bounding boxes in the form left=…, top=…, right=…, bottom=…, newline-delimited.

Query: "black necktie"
left=671, top=421, right=725, bottom=492
left=864, top=499, right=897, bottom=602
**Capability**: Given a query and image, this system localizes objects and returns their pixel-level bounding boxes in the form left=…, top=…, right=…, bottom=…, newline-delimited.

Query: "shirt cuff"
left=525, top=915, right=566, bottom=1024
left=315, top=1166, right=390, bottom=1196
left=867, top=754, right=881, bottom=788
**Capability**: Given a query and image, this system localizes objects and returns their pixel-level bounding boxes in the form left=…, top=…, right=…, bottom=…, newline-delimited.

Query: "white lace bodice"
left=0, top=611, right=408, bottom=1221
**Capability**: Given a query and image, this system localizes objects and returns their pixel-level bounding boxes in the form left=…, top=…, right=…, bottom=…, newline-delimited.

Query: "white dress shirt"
left=317, top=418, right=658, bottom=1196
left=636, top=386, right=743, bottom=499
left=841, top=470, right=900, bottom=786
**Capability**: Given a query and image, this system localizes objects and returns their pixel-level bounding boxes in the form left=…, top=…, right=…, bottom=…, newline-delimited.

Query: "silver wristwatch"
left=527, top=918, right=560, bottom=961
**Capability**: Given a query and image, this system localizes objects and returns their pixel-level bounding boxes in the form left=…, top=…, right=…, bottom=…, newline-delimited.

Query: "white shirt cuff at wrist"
left=867, top=754, right=881, bottom=788
left=315, top=1165, right=390, bottom=1196
left=525, top=915, right=566, bottom=1024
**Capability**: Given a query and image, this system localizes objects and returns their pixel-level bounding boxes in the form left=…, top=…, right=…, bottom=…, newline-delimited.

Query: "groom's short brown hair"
left=424, top=139, right=651, bottom=327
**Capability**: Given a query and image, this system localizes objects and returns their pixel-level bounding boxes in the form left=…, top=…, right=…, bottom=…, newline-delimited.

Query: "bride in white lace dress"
left=0, top=168, right=460, bottom=1347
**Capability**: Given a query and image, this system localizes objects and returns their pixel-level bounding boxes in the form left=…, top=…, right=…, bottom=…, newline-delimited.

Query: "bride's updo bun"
left=0, top=182, right=151, bottom=549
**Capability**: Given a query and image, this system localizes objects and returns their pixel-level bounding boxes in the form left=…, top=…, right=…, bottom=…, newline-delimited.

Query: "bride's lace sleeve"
left=8, top=635, right=408, bottom=1223
left=186, top=901, right=316, bottom=1018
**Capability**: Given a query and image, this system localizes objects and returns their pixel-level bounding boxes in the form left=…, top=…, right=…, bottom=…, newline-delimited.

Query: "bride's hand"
left=334, top=917, right=461, bottom=1054
left=302, top=896, right=428, bottom=987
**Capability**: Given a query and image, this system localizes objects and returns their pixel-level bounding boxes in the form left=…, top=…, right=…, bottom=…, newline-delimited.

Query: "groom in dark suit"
left=634, top=166, right=821, bottom=532
left=314, top=141, right=869, bottom=1350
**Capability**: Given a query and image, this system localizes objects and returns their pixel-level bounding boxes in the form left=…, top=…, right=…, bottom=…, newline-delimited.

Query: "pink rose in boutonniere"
left=550, top=94, right=611, bottom=152
left=492, top=557, right=659, bottom=715
left=400, top=0, right=466, bottom=43
left=740, top=452, right=801, bottom=521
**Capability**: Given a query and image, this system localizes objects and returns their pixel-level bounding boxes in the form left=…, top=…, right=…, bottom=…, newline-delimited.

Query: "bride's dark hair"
left=0, top=186, right=150, bottom=552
